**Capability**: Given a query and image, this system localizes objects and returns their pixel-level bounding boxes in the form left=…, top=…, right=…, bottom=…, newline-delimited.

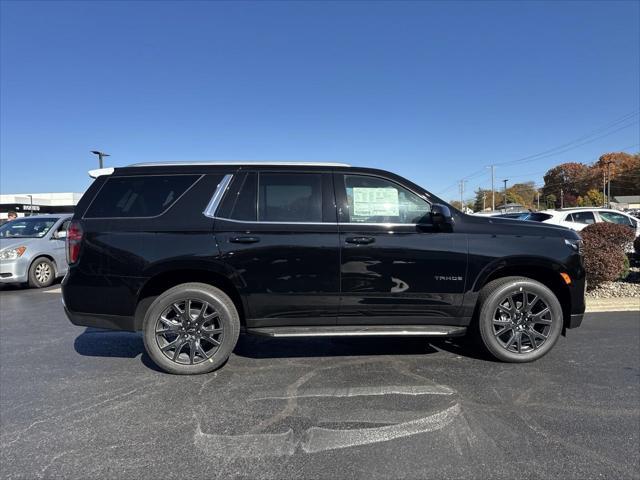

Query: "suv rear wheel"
left=476, top=276, right=563, bottom=362
left=142, top=283, right=240, bottom=375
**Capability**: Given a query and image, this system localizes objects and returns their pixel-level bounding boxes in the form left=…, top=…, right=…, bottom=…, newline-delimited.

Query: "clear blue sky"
left=1, top=0, right=639, bottom=202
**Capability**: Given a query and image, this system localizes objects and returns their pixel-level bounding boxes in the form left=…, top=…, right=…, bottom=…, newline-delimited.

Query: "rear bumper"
left=64, top=307, right=136, bottom=332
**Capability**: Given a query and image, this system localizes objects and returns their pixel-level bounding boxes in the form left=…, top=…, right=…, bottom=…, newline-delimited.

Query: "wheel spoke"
left=172, top=338, right=187, bottom=361
left=160, top=337, right=180, bottom=352
left=195, top=340, right=208, bottom=359
left=185, top=299, right=192, bottom=321
left=495, top=325, right=512, bottom=337
left=504, top=331, right=516, bottom=350
left=189, top=339, right=196, bottom=364
left=526, top=331, right=538, bottom=349
left=158, top=316, right=180, bottom=331
left=195, top=302, right=208, bottom=322
left=525, top=294, right=539, bottom=312
left=201, top=331, right=221, bottom=346
left=171, top=303, right=184, bottom=317
left=507, top=295, right=517, bottom=311
left=530, top=329, right=547, bottom=341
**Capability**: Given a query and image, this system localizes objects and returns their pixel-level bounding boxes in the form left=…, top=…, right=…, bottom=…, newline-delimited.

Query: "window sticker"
left=352, top=187, right=399, bottom=217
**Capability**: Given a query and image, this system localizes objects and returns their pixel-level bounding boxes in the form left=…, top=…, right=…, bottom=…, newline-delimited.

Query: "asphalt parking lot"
left=0, top=285, right=639, bottom=479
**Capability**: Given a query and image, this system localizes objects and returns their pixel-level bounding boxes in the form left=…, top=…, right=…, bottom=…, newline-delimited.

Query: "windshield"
left=0, top=218, right=59, bottom=238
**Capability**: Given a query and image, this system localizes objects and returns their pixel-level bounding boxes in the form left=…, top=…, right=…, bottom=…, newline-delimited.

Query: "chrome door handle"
left=230, top=236, right=260, bottom=244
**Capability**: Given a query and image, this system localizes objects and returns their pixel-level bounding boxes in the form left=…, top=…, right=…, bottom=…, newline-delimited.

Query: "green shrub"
left=580, top=223, right=631, bottom=288
left=619, top=255, right=630, bottom=280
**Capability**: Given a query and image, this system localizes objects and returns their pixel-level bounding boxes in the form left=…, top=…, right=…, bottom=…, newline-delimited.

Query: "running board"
left=245, top=325, right=467, bottom=338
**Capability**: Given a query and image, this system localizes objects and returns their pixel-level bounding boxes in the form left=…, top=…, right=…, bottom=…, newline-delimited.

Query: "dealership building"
left=0, top=192, right=84, bottom=222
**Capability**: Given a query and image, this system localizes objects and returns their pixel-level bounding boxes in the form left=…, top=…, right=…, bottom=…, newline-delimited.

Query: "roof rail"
left=127, top=161, right=351, bottom=167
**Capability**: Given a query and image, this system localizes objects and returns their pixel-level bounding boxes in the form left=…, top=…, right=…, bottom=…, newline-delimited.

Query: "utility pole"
left=502, top=179, right=508, bottom=208
left=560, top=189, right=564, bottom=209
left=487, top=165, right=496, bottom=211
left=458, top=180, right=467, bottom=210
left=482, top=192, right=487, bottom=211
left=536, top=191, right=540, bottom=210
left=91, top=150, right=110, bottom=169
left=602, top=169, right=607, bottom=207
left=604, top=160, right=614, bottom=208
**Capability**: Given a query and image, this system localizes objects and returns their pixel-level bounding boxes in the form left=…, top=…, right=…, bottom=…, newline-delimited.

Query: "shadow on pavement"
left=73, top=328, right=163, bottom=372
left=73, top=327, right=493, bottom=369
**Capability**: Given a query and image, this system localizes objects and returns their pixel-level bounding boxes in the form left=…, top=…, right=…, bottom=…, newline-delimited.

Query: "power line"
left=436, top=111, right=639, bottom=195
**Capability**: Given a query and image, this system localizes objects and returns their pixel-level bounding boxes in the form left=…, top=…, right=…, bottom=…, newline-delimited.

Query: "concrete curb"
left=585, top=297, right=639, bottom=313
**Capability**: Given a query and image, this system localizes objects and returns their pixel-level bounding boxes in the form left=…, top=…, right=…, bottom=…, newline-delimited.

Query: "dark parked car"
left=62, top=162, right=585, bottom=374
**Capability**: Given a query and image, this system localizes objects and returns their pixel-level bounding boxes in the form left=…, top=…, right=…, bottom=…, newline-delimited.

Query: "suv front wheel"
left=476, top=276, right=563, bottom=362
left=142, top=283, right=240, bottom=375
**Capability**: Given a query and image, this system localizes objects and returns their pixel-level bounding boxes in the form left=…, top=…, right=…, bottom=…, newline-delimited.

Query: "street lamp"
left=502, top=179, right=509, bottom=207
left=91, top=150, right=110, bottom=169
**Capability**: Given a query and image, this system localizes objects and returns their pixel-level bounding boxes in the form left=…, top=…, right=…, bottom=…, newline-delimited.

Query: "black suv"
left=62, top=162, right=585, bottom=374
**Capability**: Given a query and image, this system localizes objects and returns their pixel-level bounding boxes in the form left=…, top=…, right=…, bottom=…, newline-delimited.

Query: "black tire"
left=142, top=283, right=240, bottom=375
left=28, top=257, right=55, bottom=288
left=475, top=276, right=563, bottom=363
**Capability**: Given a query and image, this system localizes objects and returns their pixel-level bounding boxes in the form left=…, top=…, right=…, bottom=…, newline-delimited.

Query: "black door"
left=215, top=170, right=340, bottom=327
left=335, top=172, right=468, bottom=325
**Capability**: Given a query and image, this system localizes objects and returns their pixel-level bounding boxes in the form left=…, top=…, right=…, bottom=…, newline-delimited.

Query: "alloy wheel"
left=155, top=299, right=224, bottom=365
left=492, top=290, right=554, bottom=354
left=34, top=262, right=52, bottom=285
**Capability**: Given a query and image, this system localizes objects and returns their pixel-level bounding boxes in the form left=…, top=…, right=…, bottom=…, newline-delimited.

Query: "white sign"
left=353, top=187, right=399, bottom=217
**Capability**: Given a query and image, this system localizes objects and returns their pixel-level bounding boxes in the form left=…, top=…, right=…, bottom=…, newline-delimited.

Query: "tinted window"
left=258, top=173, right=322, bottom=222
left=85, top=175, right=199, bottom=218
left=229, top=173, right=257, bottom=221
left=344, top=175, right=430, bottom=224
left=566, top=211, right=595, bottom=224
left=527, top=213, right=552, bottom=222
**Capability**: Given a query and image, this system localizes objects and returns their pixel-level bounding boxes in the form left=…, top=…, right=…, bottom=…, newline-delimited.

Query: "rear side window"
left=258, top=173, right=323, bottom=222
left=85, top=175, right=200, bottom=218
left=565, top=211, right=595, bottom=224
left=599, top=211, right=632, bottom=226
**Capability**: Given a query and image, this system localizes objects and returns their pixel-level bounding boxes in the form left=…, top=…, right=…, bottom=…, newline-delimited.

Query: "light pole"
left=502, top=179, right=508, bottom=207
left=91, top=150, right=110, bottom=169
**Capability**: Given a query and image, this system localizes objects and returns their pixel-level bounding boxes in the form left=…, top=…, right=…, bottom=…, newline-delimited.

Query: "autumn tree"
left=541, top=162, right=596, bottom=202
left=594, top=152, right=640, bottom=199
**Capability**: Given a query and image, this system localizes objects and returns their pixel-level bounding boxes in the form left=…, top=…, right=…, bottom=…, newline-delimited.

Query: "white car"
left=540, top=208, right=640, bottom=236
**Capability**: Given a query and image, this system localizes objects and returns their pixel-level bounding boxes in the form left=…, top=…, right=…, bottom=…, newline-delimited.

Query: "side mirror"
left=53, top=230, right=67, bottom=240
left=430, top=204, right=453, bottom=225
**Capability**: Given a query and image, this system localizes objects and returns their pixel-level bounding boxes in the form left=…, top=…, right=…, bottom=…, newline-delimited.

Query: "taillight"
left=66, top=220, right=83, bottom=264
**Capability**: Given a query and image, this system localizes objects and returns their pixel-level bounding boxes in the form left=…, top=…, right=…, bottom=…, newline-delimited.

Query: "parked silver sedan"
left=0, top=214, right=72, bottom=288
